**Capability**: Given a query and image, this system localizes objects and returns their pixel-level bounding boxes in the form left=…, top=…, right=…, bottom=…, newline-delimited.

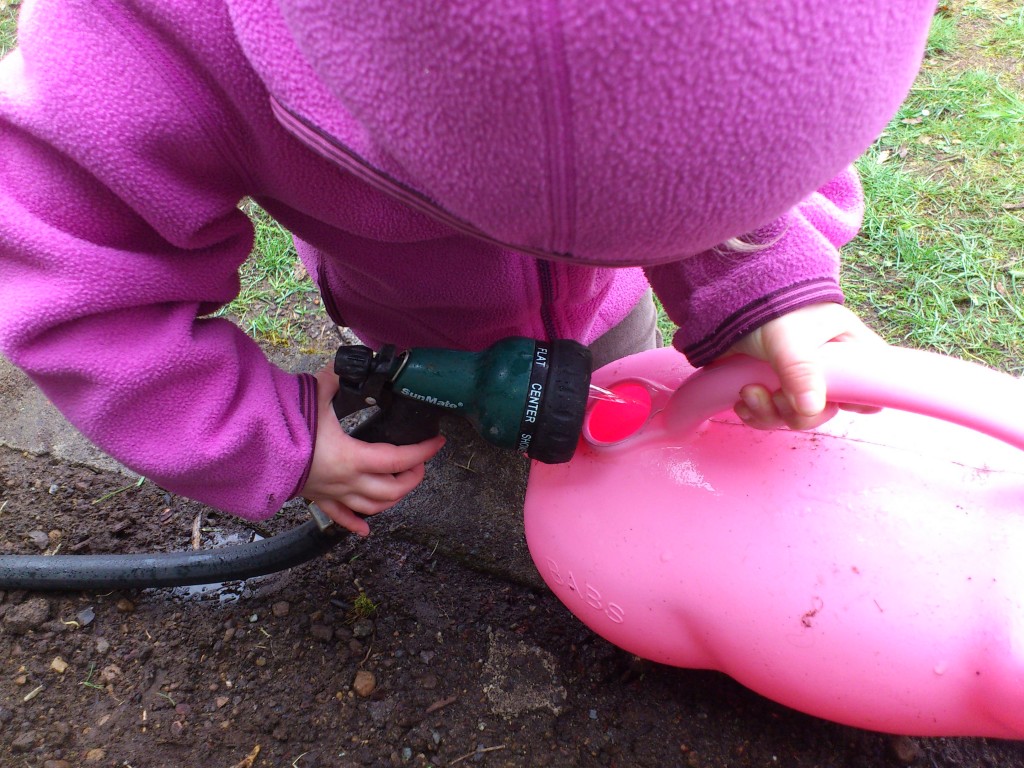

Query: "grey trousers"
left=587, top=289, right=662, bottom=370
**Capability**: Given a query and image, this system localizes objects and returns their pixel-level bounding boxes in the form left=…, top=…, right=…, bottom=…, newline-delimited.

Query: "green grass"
left=1, top=2, right=18, bottom=58
left=925, top=12, right=959, bottom=56
left=846, top=5, right=1024, bottom=373
left=214, top=203, right=319, bottom=347
left=986, top=4, right=1024, bottom=59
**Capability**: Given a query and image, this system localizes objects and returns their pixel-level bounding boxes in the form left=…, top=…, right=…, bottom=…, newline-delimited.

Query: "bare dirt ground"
left=3, top=447, right=1024, bottom=768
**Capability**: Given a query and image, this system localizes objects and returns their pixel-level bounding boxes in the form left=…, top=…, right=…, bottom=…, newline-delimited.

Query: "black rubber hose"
left=0, top=413, right=395, bottom=592
left=0, top=518, right=343, bottom=591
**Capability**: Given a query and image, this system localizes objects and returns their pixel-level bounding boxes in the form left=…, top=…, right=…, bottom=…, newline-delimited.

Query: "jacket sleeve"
left=645, top=166, right=865, bottom=367
left=0, top=2, right=317, bottom=520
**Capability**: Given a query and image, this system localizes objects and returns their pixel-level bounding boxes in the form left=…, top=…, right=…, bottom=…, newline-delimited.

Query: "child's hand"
left=300, top=366, right=446, bottom=536
left=723, top=303, right=884, bottom=431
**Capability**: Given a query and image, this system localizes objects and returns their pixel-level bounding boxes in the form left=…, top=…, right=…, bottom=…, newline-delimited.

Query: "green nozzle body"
left=334, top=337, right=592, bottom=464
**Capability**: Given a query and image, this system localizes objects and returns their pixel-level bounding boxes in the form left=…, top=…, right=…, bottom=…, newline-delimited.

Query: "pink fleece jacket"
left=0, top=0, right=935, bottom=519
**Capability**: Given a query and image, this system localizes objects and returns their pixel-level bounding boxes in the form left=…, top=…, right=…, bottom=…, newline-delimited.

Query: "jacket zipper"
left=537, top=261, right=559, bottom=340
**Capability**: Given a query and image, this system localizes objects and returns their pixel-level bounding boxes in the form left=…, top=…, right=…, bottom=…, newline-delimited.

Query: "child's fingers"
left=315, top=499, right=371, bottom=537
left=772, top=390, right=839, bottom=430
left=738, top=304, right=887, bottom=421
left=310, top=434, right=443, bottom=513
left=735, top=384, right=838, bottom=430
left=757, top=312, right=834, bottom=417
left=346, top=462, right=427, bottom=505
left=351, top=434, right=446, bottom=475
left=771, top=356, right=827, bottom=418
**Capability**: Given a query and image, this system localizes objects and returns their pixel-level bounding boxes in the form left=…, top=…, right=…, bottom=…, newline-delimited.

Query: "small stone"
left=41, top=619, right=69, bottom=635
left=334, top=626, right=353, bottom=642
left=27, top=530, right=50, bottom=550
left=43, top=761, right=73, bottom=768
left=352, top=618, right=374, bottom=639
left=215, top=695, right=230, bottom=709
left=84, top=748, right=106, bottom=762
left=11, top=731, right=36, bottom=752
left=50, top=657, right=69, bottom=674
left=95, top=637, right=110, bottom=654
left=353, top=670, right=376, bottom=697
left=4, top=597, right=51, bottom=634
left=255, top=656, right=267, bottom=667
left=271, top=601, right=291, bottom=618
left=890, top=735, right=924, bottom=766
left=310, top=623, right=334, bottom=642
left=76, top=607, right=96, bottom=627
left=419, top=674, right=438, bottom=690
left=99, top=665, right=122, bottom=684
left=115, top=598, right=134, bottom=613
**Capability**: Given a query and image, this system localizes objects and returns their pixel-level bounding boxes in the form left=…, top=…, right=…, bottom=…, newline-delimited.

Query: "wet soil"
left=3, top=448, right=1024, bottom=768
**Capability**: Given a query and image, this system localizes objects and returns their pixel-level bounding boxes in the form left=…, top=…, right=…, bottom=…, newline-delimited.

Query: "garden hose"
left=0, top=506, right=342, bottom=591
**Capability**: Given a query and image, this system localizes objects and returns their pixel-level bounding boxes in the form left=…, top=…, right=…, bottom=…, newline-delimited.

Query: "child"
left=0, top=0, right=936, bottom=534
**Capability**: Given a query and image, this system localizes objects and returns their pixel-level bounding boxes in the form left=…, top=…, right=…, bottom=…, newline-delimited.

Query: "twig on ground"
left=227, top=745, right=261, bottom=768
left=450, top=745, right=506, bottom=765
left=425, top=694, right=458, bottom=714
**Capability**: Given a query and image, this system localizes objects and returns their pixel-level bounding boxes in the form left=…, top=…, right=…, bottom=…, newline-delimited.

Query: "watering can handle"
left=663, top=343, right=1024, bottom=452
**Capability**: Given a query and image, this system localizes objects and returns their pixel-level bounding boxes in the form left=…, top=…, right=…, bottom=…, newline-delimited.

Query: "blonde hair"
left=715, top=219, right=790, bottom=254
left=718, top=235, right=768, bottom=253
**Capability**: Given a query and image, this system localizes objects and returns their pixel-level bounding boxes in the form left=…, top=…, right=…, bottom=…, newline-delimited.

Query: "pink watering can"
left=524, top=344, right=1024, bottom=738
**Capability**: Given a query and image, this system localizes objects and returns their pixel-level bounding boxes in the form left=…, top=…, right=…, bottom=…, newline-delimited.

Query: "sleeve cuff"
left=288, top=371, right=319, bottom=501
left=678, top=281, right=844, bottom=367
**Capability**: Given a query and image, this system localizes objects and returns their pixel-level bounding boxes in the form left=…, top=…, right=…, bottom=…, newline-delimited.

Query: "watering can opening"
left=584, top=381, right=654, bottom=445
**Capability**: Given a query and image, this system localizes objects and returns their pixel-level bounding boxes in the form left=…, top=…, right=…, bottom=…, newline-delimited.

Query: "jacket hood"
left=270, top=0, right=936, bottom=264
